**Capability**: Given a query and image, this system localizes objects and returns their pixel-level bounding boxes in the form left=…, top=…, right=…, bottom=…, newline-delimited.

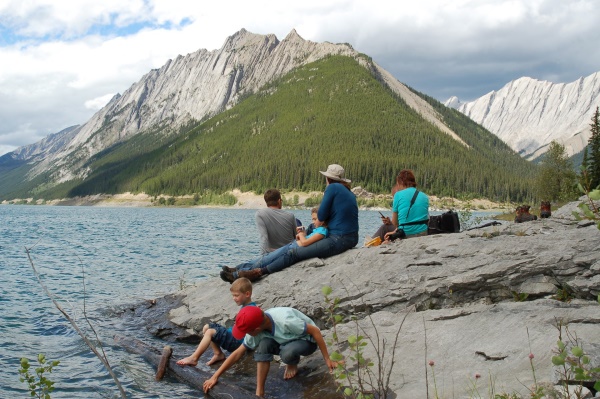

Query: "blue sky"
left=1, top=0, right=599, bottom=156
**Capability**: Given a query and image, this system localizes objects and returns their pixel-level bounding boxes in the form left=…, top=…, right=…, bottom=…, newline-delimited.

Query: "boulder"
left=134, top=201, right=600, bottom=398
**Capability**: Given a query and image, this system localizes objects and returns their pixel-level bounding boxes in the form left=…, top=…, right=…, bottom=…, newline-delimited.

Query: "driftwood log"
left=113, top=335, right=256, bottom=398
left=155, top=345, right=172, bottom=381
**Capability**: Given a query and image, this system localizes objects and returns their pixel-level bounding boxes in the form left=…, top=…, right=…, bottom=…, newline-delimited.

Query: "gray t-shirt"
left=255, top=208, right=296, bottom=254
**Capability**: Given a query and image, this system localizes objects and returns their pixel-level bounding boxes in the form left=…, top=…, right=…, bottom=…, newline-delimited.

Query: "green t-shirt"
left=243, top=307, right=316, bottom=349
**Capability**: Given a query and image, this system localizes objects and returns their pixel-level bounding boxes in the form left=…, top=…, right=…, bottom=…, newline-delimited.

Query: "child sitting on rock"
left=176, top=277, right=255, bottom=367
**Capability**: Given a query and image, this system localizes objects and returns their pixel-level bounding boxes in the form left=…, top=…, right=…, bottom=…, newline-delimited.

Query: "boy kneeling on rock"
left=202, top=305, right=337, bottom=397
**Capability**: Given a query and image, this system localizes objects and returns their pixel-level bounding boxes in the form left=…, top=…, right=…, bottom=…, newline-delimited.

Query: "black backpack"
left=428, top=211, right=460, bottom=234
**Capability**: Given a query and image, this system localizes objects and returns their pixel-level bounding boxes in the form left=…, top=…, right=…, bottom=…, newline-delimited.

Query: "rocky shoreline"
left=122, top=200, right=600, bottom=398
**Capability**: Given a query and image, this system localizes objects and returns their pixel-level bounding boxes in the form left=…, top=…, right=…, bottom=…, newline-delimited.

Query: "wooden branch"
left=155, top=346, right=172, bottom=381
left=113, top=335, right=257, bottom=398
left=25, top=246, right=128, bottom=399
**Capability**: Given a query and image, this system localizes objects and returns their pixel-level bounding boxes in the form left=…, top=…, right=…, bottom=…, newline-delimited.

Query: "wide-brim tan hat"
left=319, top=164, right=351, bottom=183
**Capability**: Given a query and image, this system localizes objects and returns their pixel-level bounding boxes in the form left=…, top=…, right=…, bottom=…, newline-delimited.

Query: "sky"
left=0, top=0, right=599, bottom=157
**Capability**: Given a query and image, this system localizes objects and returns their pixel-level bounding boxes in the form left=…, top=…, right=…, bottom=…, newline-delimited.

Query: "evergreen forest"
left=2, top=56, right=539, bottom=202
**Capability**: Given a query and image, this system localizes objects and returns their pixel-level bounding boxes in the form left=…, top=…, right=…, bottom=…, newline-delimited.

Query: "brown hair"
left=326, top=177, right=352, bottom=190
left=310, top=206, right=327, bottom=227
left=231, top=277, right=253, bottom=294
left=263, top=189, right=281, bottom=207
left=396, top=169, right=417, bottom=188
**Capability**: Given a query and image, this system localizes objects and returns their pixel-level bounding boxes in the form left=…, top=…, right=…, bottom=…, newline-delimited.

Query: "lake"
left=0, top=205, right=497, bottom=398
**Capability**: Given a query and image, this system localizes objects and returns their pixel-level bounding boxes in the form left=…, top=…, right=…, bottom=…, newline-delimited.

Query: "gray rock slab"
left=136, top=203, right=600, bottom=398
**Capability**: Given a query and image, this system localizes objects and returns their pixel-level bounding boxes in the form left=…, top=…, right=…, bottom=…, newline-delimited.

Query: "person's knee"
left=279, top=349, right=301, bottom=365
left=256, top=338, right=276, bottom=352
left=254, top=339, right=277, bottom=362
left=278, top=248, right=297, bottom=266
left=255, top=338, right=279, bottom=357
left=203, top=327, right=216, bottom=338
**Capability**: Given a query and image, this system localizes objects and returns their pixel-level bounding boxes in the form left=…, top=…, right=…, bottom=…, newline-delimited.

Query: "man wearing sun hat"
left=202, top=305, right=337, bottom=397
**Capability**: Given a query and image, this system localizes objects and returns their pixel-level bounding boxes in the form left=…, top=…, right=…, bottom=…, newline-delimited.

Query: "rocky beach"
left=122, top=199, right=600, bottom=398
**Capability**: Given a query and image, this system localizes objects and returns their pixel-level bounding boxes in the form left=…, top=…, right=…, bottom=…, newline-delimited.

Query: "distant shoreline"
left=1, top=189, right=512, bottom=213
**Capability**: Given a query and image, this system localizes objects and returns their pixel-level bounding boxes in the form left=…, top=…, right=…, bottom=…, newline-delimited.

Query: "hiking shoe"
left=220, top=270, right=235, bottom=284
left=237, top=268, right=264, bottom=282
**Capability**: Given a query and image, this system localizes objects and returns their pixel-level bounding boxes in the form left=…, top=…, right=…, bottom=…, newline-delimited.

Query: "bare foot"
left=206, top=353, right=226, bottom=365
left=176, top=356, right=198, bottom=367
left=284, top=364, right=298, bottom=380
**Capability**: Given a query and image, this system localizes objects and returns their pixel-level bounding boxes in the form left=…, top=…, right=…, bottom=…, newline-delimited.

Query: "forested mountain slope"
left=29, top=56, right=537, bottom=202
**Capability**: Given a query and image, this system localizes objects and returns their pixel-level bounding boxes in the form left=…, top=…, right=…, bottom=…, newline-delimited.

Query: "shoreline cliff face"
left=124, top=200, right=600, bottom=398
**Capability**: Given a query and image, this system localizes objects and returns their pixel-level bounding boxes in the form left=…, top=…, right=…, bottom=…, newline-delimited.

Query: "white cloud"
left=0, top=0, right=599, bottom=156
left=85, top=93, right=116, bottom=110
left=0, top=0, right=150, bottom=38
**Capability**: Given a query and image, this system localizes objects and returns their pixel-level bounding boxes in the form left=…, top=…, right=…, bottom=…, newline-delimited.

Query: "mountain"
left=5, top=29, right=356, bottom=182
left=2, top=29, right=460, bottom=185
left=0, top=29, right=537, bottom=202
left=445, top=72, right=600, bottom=160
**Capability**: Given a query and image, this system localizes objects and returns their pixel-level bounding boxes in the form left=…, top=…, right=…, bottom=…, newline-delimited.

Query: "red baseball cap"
left=232, top=306, right=264, bottom=340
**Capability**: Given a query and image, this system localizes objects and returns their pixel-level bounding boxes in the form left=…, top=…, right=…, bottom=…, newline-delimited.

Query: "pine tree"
left=582, top=147, right=589, bottom=171
left=536, top=141, right=577, bottom=202
left=588, top=106, right=600, bottom=189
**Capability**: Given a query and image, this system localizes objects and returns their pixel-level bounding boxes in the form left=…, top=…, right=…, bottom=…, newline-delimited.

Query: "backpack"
left=428, top=211, right=460, bottom=235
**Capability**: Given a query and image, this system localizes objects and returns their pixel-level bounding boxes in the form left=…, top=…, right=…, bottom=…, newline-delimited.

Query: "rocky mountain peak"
left=283, top=28, right=303, bottom=42
left=8, top=28, right=467, bottom=188
left=446, top=71, right=600, bottom=159
left=21, top=28, right=357, bottom=182
left=222, top=27, right=279, bottom=52
left=444, top=95, right=461, bottom=109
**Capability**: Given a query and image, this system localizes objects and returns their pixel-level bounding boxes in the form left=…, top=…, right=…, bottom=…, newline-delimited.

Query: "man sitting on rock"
left=256, top=189, right=297, bottom=254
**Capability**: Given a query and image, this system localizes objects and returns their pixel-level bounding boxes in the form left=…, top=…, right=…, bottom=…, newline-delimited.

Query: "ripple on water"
left=0, top=206, right=391, bottom=398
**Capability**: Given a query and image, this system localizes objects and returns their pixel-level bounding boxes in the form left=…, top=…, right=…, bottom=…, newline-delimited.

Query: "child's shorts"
left=209, top=323, right=243, bottom=353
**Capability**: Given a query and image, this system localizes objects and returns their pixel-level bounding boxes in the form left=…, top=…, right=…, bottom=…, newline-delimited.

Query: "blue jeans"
left=235, top=241, right=299, bottom=271
left=253, top=337, right=317, bottom=364
left=208, top=323, right=242, bottom=353
left=242, top=233, right=358, bottom=274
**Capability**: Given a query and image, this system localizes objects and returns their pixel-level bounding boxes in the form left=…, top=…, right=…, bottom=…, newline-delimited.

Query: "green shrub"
left=18, top=354, right=59, bottom=399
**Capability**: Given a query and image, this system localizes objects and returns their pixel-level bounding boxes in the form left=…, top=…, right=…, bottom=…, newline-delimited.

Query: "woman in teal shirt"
left=372, top=169, right=429, bottom=241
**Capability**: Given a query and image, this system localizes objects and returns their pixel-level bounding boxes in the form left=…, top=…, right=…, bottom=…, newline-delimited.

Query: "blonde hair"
left=231, top=277, right=253, bottom=294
